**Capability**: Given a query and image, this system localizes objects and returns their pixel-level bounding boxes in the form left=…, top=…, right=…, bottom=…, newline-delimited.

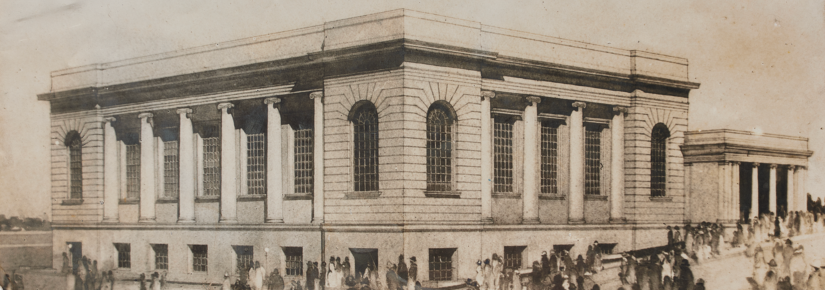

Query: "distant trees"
left=0, top=215, right=51, bottom=231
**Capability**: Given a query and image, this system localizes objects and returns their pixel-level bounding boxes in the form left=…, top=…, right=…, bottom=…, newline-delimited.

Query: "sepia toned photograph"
left=1, top=1, right=824, bottom=289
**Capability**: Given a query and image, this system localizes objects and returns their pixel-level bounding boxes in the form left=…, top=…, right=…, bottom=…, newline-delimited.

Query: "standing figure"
left=306, top=261, right=316, bottom=290
left=396, top=255, right=408, bottom=286
left=491, top=254, right=502, bottom=290
left=320, top=262, right=326, bottom=290
left=407, top=257, right=418, bottom=290
left=342, top=258, right=352, bottom=280
left=269, top=269, right=285, bottom=290
left=62, top=252, right=71, bottom=274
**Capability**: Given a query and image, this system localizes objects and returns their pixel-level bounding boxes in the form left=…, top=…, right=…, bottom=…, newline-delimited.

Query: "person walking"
left=396, top=255, right=408, bottom=287
left=407, top=257, right=417, bottom=290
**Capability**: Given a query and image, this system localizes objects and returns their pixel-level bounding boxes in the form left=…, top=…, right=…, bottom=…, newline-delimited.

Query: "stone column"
left=732, top=162, right=740, bottom=221
left=177, top=108, right=195, bottom=223
left=684, top=163, right=693, bottom=223
left=769, top=164, right=777, bottom=214
left=265, top=97, right=284, bottom=223
left=798, top=166, right=807, bottom=211
left=310, top=91, right=325, bottom=224
left=610, top=106, right=627, bottom=223
left=751, top=163, right=760, bottom=219
left=787, top=166, right=795, bottom=212
left=717, top=162, right=729, bottom=223
left=218, top=103, right=238, bottom=223
left=522, top=96, right=541, bottom=224
left=568, top=101, right=586, bottom=224
left=102, top=117, right=119, bottom=223
left=138, top=113, right=156, bottom=223
left=481, top=91, right=494, bottom=223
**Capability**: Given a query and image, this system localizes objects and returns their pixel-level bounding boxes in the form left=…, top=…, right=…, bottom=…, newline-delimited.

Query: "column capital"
left=264, top=97, right=282, bottom=105
left=309, top=91, right=324, bottom=100
left=753, top=162, right=760, bottom=168
left=613, top=106, right=629, bottom=114
left=770, top=164, right=778, bottom=169
left=103, top=116, right=117, bottom=123
left=138, top=112, right=154, bottom=119
left=731, top=161, right=741, bottom=166
left=481, top=91, right=496, bottom=100
left=787, top=165, right=797, bottom=171
left=176, top=108, right=193, bottom=116
left=217, top=102, right=234, bottom=111
left=572, top=101, right=587, bottom=109
left=797, top=165, right=807, bottom=170
left=525, top=96, right=541, bottom=104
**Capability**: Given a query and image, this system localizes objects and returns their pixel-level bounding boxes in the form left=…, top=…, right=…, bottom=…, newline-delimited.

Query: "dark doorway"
left=349, top=248, right=378, bottom=278
left=67, top=242, right=82, bottom=274
left=777, top=166, right=788, bottom=217
left=740, top=164, right=752, bottom=221
left=758, top=164, right=770, bottom=215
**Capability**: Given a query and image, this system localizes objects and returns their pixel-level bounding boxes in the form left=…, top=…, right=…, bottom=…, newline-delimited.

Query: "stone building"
left=39, top=9, right=706, bottom=285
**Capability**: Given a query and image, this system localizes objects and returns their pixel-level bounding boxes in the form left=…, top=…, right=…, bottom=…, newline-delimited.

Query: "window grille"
left=126, top=144, right=141, bottom=199
left=69, top=135, right=83, bottom=199
left=294, top=126, right=314, bottom=194
left=540, top=122, right=559, bottom=194
left=203, top=137, right=221, bottom=196
left=163, top=141, right=179, bottom=198
left=426, top=106, right=453, bottom=192
left=235, top=246, right=254, bottom=280
left=428, top=248, right=456, bottom=281
left=651, top=124, right=670, bottom=197
left=504, top=246, right=526, bottom=270
left=493, top=119, right=514, bottom=193
left=153, top=244, right=168, bottom=270
left=353, top=107, right=379, bottom=192
left=284, top=247, right=303, bottom=276
left=585, top=126, right=601, bottom=195
left=247, top=133, right=266, bottom=195
left=115, top=243, right=131, bottom=268
left=191, top=245, right=208, bottom=272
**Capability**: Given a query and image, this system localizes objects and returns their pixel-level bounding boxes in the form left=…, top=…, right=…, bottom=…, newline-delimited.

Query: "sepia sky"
left=1, top=0, right=823, bottom=219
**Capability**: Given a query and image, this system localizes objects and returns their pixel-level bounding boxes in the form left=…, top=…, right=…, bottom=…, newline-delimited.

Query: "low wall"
left=0, top=231, right=53, bottom=272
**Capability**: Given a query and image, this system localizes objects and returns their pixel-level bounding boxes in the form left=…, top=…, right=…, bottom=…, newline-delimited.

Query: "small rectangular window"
left=284, top=247, right=303, bottom=276
left=152, top=244, right=168, bottom=270
left=234, top=246, right=254, bottom=280
left=429, top=248, right=456, bottom=281
left=585, top=126, right=601, bottom=195
left=540, top=122, right=559, bottom=194
left=163, top=141, right=179, bottom=198
left=247, top=133, right=266, bottom=195
left=596, top=243, right=617, bottom=255
left=294, top=126, right=314, bottom=194
left=126, top=144, right=141, bottom=199
left=493, top=119, right=514, bottom=194
left=504, top=246, right=526, bottom=270
left=115, top=243, right=131, bottom=269
left=203, top=137, right=221, bottom=196
left=191, top=245, right=208, bottom=272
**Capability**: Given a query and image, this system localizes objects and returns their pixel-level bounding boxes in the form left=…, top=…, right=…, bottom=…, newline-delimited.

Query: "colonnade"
left=479, top=91, right=627, bottom=224
left=745, top=162, right=807, bottom=219
left=100, top=93, right=326, bottom=224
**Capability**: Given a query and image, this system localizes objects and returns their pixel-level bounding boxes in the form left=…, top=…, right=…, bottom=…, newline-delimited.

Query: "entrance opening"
left=740, top=164, right=752, bottom=222
left=349, top=248, right=378, bottom=278
left=758, top=164, right=770, bottom=215
left=777, top=166, right=788, bottom=218
left=67, top=242, right=82, bottom=274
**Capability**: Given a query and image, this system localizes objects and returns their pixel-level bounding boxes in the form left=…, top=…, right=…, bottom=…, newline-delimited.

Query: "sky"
left=0, top=0, right=823, bottom=220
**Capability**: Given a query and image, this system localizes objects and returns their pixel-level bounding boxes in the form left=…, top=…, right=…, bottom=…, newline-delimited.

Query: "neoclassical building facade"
left=41, top=9, right=710, bottom=285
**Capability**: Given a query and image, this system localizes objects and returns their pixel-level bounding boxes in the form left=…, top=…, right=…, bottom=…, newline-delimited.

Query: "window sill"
left=585, top=195, right=608, bottom=201
left=61, top=199, right=84, bottom=205
left=344, top=191, right=381, bottom=199
left=424, top=191, right=462, bottom=199
left=539, top=195, right=565, bottom=200
left=118, top=199, right=139, bottom=205
left=284, top=194, right=313, bottom=201
left=649, top=196, right=673, bottom=202
left=492, top=193, right=521, bottom=199
left=195, top=196, right=220, bottom=203
left=156, top=198, right=179, bottom=204
left=238, top=195, right=266, bottom=202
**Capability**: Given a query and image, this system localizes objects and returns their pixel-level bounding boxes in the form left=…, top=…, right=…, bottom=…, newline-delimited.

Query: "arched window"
left=65, top=131, right=83, bottom=199
left=650, top=123, right=670, bottom=197
left=426, top=102, right=455, bottom=192
left=351, top=101, right=379, bottom=192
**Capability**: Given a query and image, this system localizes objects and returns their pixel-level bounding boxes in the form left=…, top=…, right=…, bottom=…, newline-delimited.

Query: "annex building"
left=39, top=9, right=809, bottom=286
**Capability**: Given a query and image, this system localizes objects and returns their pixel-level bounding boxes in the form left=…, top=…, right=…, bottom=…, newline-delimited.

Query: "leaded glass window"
left=504, top=246, right=526, bottom=270
left=284, top=247, right=303, bottom=276
left=68, top=133, right=83, bottom=199
left=426, top=104, right=454, bottom=192
left=235, top=246, right=253, bottom=280
left=191, top=245, right=208, bottom=272
left=203, top=137, right=221, bottom=196
left=153, top=244, right=168, bottom=270
left=541, top=122, right=559, bottom=194
left=651, top=124, right=670, bottom=197
left=585, top=125, right=601, bottom=195
left=494, top=119, right=514, bottom=193
left=163, top=141, right=179, bottom=198
left=429, top=248, right=455, bottom=281
left=126, top=144, right=140, bottom=199
left=353, top=104, right=379, bottom=192
left=247, top=133, right=266, bottom=195
left=294, top=125, right=314, bottom=194
left=115, top=243, right=131, bottom=268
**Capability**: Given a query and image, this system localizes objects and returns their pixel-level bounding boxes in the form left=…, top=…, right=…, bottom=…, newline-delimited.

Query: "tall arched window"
left=65, top=131, right=83, bottom=199
left=351, top=101, right=379, bottom=192
left=426, top=102, right=455, bottom=192
left=650, top=123, right=670, bottom=197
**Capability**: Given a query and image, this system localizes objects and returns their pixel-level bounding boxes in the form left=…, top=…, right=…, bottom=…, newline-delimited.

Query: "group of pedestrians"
left=2, top=271, right=25, bottom=290
left=61, top=252, right=118, bottom=290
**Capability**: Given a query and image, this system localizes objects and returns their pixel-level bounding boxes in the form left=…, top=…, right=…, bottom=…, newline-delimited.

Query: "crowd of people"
left=61, top=253, right=122, bottom=290
left=2, top=271, right=25, bottom=290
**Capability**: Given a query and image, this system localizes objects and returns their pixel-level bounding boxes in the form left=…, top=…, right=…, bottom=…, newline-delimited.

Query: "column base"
left=101, top=217, right=119, bottom=223
left=608, top=217, right=626, bottom=224
left=522, top=217, right=540, bottom=224
left=567, top=218, right=585, bottom=225
left=177, top=218, right=196, bottom=224
left=138, top=217, right=156, bottom=223
left=481, top=217, right=494, bottom=224
left=219, top=218, right=238, bottom=224
left=265, top=218, right=285, bottom=224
